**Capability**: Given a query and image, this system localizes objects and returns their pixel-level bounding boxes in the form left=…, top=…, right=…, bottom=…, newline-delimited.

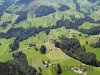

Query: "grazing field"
left=45, top=43, right=70, bottom=61
left=0, top=0, right=100, bottom=75
left=79, top=22, right=100, bottom=29
left=42, top=57, right=100, bottom=75
left=0, top=38, right=14, bottom=62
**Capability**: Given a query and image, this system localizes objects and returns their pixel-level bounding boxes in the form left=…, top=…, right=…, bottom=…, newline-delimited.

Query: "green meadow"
left=0, top=0, right=100, bottom=75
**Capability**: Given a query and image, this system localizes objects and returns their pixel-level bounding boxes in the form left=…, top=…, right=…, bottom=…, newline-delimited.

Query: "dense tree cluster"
left=35, top=5, right=56, bottom=17
left=1, top=22, right=8, bottom=29
left=88, top=0, right=97, bottom=3
left=0, top=53, right=40, bottom=75
left=0, top=0, right=14, bottom=13
left=58, top=5, right=70, bottom=11
left=16, top=0, right=33, bottom=4
left=0, top=32, right=5, bottom=38
left=72, top=0, right=91, bottom=15
left=0, top=14, right=99, bottom=52
left=45, top=28, right=50, bottom=35
left=0, top=43, right=2, bottom=45
left=0, top=15, right=99, bottom=39
left=0, top=12, right=3, bottom=18
left=56, top=15, right=96, bottom=30
left=9, top=39, right=19, bottom=51
left=0, top=26, right=49, bottom=51
left=73, top=0, right=80, bottom=12
left=79, top=26, right=100, bottom=35
left=1, top=20, right=11, bottom=29
left=96, top=20, right=100, bottom=24
left=0, top=27, right=36, bottom=40
left=57, top=64, right=62, bottom=75
left=14, top=12, right=27, bottom=24
left=40, top=45, right=46, bottom=54
left=0, top=1, right=100, bottom=74
left=54, top=37, right=100, bottom=67
left=0, top=62, right=25, bottom=75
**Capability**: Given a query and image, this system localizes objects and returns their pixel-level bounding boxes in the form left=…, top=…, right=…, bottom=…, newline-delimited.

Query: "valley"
left=0, top=0, right=100, bottom=75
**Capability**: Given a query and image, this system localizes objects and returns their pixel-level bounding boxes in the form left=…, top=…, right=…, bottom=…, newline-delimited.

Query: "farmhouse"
left=72, top=67, right=87, bottom=75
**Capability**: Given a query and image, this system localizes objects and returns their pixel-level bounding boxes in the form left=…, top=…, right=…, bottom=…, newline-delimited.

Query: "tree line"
left=0, top=14, right=100, bottom=51
left=54, top=37, right=100, bottom=67
left=79, top=26, right=100, bottom=35
left=0, top=52, right=42, bottom=75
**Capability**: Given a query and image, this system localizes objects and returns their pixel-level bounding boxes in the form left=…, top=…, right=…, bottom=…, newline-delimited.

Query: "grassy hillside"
left=0, top=0, right=100, bottom=75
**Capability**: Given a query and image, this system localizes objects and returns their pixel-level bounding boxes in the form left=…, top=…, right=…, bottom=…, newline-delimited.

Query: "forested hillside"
left=0, top=0, right=100, bottom=75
